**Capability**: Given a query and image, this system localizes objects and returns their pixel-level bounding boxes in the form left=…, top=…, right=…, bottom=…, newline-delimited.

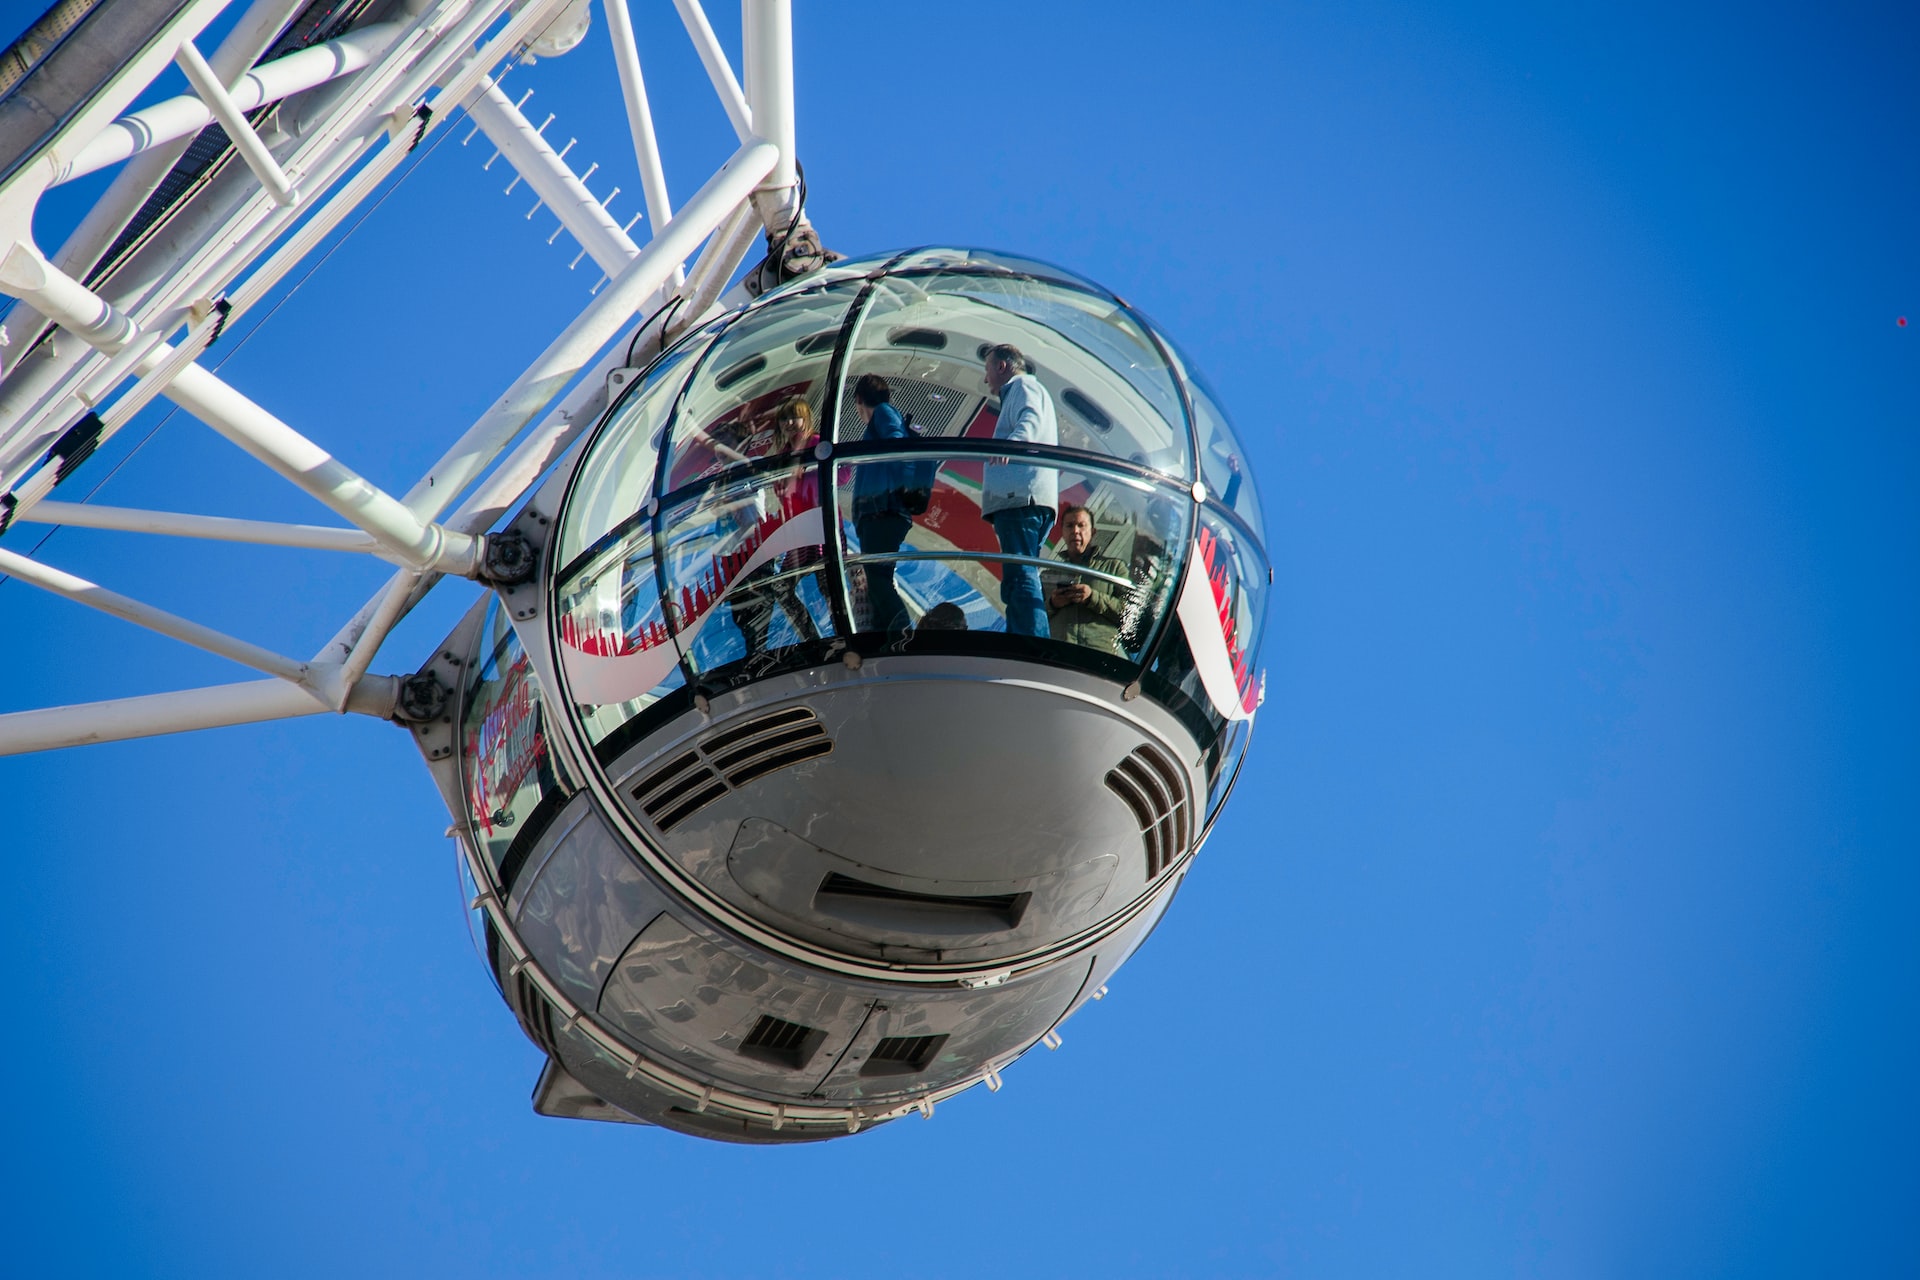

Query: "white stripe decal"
left=561, top=505, right=824, bottom=704
left=1176, top=534, right=1256, bottom=722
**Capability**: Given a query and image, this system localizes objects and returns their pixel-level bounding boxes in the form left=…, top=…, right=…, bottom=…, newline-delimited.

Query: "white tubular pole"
left=0, top=242, right=483, bottom=575
left=673, top=0, right=752, bottom=141
left=164, top=362, right=481, bottom=572
left=174, top=39, right=300, bottom=206
left=0, top=546, right=309, bottom=683
left=0, top=682, right=324, bottom=755
left=400, top=138, right=779, bottom=520
left=19, top=501, right=383, bottom=554
left=741, top=0, right=795, bottom=187
left=58, top=23, right=403, bottom=185
left=466, top=83, right=639, bottom=276
left=602, top=0, right=674, bottom=230
left=0, top=675, right=400, bottom=756
left=676, top=198, right=759, bottom=325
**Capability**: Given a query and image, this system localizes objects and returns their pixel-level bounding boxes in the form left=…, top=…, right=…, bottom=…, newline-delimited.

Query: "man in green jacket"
left=1045, top=504, right=1131, bottom=654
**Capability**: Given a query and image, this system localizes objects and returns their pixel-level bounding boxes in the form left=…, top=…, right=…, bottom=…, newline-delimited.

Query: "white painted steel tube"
left=58, top=23, right=401, bottom=184
left=0, top=681, right=325, bottom=754
left=163, top=362, right=482, bottom=573
left=0, top=675, right=399, bottom=755
left=742, top=0, right=796, bottom=193
left=20, top=501, right=383, bottom=553
left=602, top=0, right=674, bottom=230
left=466, top=82, right=639, bottom=277
left=0, top=242, right=483, bottom=574
left=400, top=138, right=778, bottom=520
left=673, top=0, right=752, bottom=140
left=0, top=547, right=308, bottom=683
left=173, top=38, right=300, bottom=205
left=0, top=242, right=138, bottom=350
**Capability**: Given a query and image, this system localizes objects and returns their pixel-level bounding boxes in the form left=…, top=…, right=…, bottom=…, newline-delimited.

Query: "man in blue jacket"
left=981, top=343, right=1059, bottom=637
left=850, top=373, right=913, bottom=633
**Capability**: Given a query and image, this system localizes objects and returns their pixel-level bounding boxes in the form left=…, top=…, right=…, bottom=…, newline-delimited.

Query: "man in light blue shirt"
left=981, top=342, right=1059, bottom=637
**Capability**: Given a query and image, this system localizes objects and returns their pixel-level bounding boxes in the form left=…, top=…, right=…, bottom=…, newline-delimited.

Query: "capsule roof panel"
left=599, top=247, right=1261, bottom=522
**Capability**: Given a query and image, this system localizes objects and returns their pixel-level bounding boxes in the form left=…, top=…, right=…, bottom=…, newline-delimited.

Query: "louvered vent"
left=1104, top=743, right=1191, bottom=879
left=628, top=707, right=834, bottom=832
left=739, top=1014, right=826, bottom=1070
left=861, top=1033, right=949, bottom=1077
left=511, top=972, right=561, bottom=1059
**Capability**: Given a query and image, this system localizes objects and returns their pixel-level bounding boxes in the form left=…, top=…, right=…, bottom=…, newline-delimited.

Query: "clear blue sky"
left=3, top=2, right=1915, bottom=1275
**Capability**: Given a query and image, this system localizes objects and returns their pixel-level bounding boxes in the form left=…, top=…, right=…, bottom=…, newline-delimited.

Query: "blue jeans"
left=990, top=505, right=1055, bottom=637
left=854, top=511, right=913, bottom=633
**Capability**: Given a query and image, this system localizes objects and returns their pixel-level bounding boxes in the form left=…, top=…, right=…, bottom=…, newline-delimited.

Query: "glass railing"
left=461, top=596, right=573, bottom=878
left=832, top=450, right=1187, bottom=666
left=551, top=441, right=1269, bottom=760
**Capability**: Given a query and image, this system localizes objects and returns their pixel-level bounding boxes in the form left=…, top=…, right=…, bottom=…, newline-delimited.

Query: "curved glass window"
left=834, top=271, right=1189, bottom=479
left=1177, top=356, right=1263, bottom=541
left=660, top=282, right=859, bottom=494
left=833, top=452, right=1184, bottom=662
left=658, top=458, right=834, bottom=679
left=550, top=246, right=1269, bottom=755
left=553, top=516, right=684, bottom=745
left=461, top=596, right=572, bottom=877
left=555, top=326, right=713, bottom=569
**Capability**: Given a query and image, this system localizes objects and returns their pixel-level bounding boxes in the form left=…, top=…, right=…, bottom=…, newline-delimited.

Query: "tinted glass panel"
left=661, top=283, right=858, bottom=494
left=461, top=597, right=570, bottom=874
left=556, top=329, right=713, bottom=569
left=833, top=452, right=1184, bottom=662
left=840, top=271, right=1188, bottom=478
left=656, top=460, right=835, bottom=682
left=1188, top=374, right=1263, bottom=540
left=553, top=520, right=685, bottom=744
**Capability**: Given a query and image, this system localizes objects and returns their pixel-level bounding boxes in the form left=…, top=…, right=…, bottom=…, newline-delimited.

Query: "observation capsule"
left=418, top=248, right=1268, bottom=1141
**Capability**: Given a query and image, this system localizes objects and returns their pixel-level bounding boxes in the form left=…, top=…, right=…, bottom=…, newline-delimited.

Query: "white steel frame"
left=0, top=0, right=807, bottom=754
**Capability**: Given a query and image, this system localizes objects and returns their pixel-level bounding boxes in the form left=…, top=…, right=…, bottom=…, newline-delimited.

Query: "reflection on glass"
left=554, top=522, right=684, bottom=745
left=661, top=282, right=858, bottom=494
left=831, top=271, right=1190, bottom=478
left=1187, top=376, right=1262, bottom=541
left=462, top=597, right=569, bottom=874
left=834, top=454, right=1184, bottom=664
left=1194, top=503, right=1269, bottom=710
left=555, top=325, right=714, bottom=569
left=658, top=460, right=833, bottom=681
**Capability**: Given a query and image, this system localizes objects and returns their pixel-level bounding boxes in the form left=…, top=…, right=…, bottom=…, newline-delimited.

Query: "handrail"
left=846, top=547, right=1139, bottom=592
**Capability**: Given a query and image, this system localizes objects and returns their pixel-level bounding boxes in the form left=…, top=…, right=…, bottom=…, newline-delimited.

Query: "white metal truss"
left=0, top=0, right=812, bottom=754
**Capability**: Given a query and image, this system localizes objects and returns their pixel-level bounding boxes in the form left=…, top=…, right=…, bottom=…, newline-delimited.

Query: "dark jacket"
left=851, top=402, right=911, bottom=520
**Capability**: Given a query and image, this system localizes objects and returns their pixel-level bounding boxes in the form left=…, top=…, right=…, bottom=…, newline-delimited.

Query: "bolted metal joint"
left=477, top=529, right=538, bottom=586
left=394, top=671, right=450, bottom=723
left=743, top=221, right=841, bottom=297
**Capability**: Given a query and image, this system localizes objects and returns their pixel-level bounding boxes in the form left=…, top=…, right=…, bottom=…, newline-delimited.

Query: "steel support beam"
left=399, top=137, right=778, bottom=521
left=466, top=81, right=639, bottom=276
left=0, top=675, right=400, bottom=756
left=673, top=0, right=752, bottom=141
left=0, top=545, right=309, bottom=683
left=19, top=500, right=383, bottom=553
left=56, top=22, right=403, bottom=185
left=602, top=0, right=674, bottom=232
left=0, top=240, right=484, bottom=575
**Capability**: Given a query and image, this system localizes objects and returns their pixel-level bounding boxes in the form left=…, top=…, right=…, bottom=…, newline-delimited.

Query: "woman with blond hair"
left=732, top=395, right=824, bottom=658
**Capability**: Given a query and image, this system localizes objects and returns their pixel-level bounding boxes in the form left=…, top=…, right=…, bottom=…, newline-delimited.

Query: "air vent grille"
left=628, top=708, right=834, bottom=831
left=714, top=353, right=768, bottom=389
left=1061, top=387, right=1113, bottom=432
left=739, top=1014, right=826, bottom=1070
left=887, top=326, right=948, bottom=349
left=861, top=1033, right=949, bottom=1077
left=1105, top=743, right=1191, bottom=878
left=511, top=973, right=561, bottom=1059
